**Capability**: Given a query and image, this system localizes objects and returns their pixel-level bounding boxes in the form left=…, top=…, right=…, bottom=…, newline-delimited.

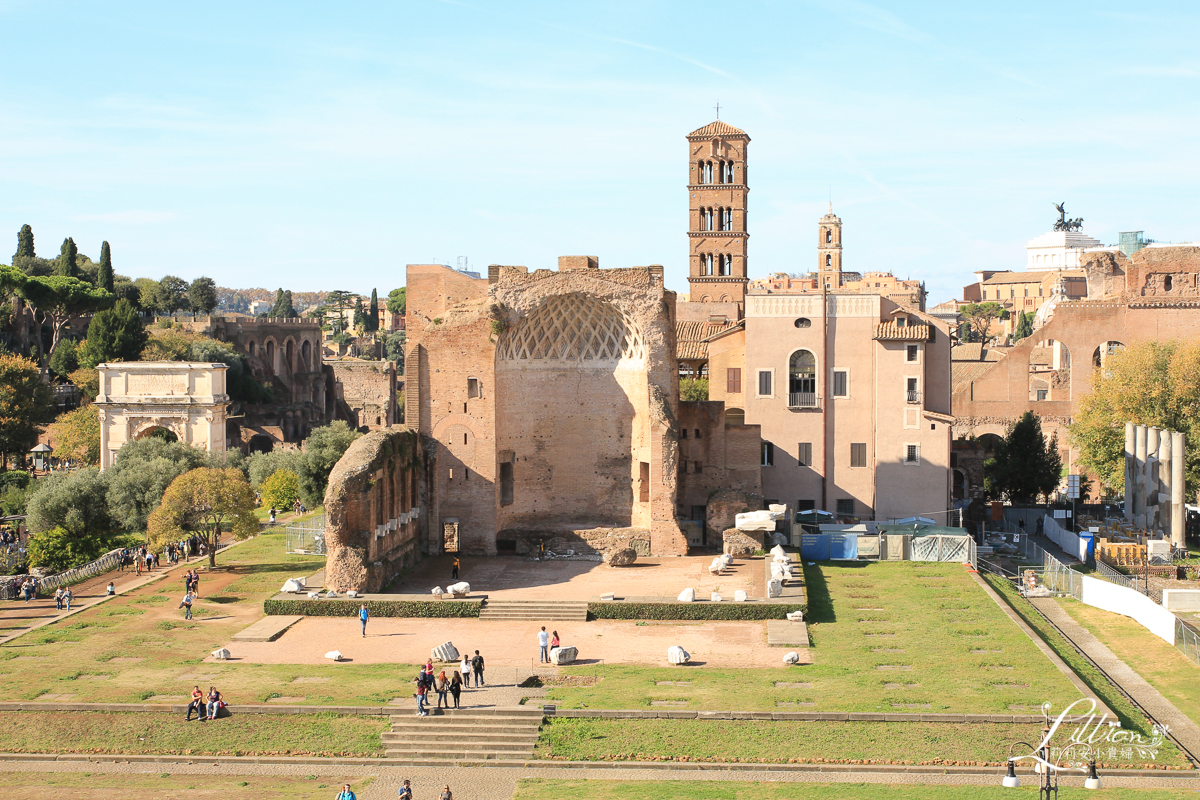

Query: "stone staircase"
left=382, top=706, right=543, bottom=760
left=478, top=599, right=588, bottom=621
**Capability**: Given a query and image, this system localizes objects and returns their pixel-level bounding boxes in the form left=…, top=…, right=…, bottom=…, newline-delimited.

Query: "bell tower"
left=687, top=120, right=750, bottom=315
left=817, top=205, right=843, bottom=290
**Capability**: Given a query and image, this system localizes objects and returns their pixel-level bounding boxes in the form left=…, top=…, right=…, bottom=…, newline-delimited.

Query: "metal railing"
left=36, top=548, right=126, bottom=593
left=285, top=513, right=327, bottom=555
left=788, top=392, right=819, bottom=409
left=1177, top=620, right=1200, bottom=666
left=906, top=390, right=922, bottom=404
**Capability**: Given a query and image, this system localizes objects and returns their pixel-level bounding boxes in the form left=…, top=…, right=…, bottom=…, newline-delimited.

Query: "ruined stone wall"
left=328, top=360, right=396, bottom=431
left=676, top=400, right=762, bottom=538
left=323, top=428, right=424, bottom=592
left=1124, top=246, right=1200, bottom=298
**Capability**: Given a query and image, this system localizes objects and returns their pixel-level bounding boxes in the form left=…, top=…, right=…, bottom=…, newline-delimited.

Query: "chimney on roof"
left=558, top=256, right=599, bottom=271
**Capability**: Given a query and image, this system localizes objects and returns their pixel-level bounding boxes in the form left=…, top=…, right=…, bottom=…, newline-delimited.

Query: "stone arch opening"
left=1092, top=340, right=1125, bottom=369
left=952, top=468, right=968, bottom=500
left=265, top=339, right=276, bottom=375
left=495, top=294, right=646, bottom=532
left=285, top=339, right=295, bottom=373
left=1028, top=338, right=1070, bottom=401
left=247, top=339, right=257, bottom=357
left=136, top=425, right=178, bottom=443
left=301, top=339, right=312, bottom=371
left=788, top=349, right=817, bottom=407
left=248, top=434, right=273, bottom=454
left=726, top=407, right=745, bottom=426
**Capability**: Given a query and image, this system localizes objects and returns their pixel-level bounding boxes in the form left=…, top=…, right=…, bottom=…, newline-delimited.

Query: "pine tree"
left=14, top=225, right=34, bottom=261
left=97, top=241, right=114, bottom=292
left=369, top=288, right=379, bottom=331
left=352, top=296, right=365, bottom=330
left=55, top=238, right=78, bottom=278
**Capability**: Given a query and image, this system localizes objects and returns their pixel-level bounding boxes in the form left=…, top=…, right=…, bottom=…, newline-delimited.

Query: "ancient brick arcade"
left=406, top=257, right=693, bottom=558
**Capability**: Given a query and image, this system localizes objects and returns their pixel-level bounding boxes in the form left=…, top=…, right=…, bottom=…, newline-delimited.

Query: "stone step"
left=384, top=748, right=529, bottom=760
left=382, top=703, right=542, bottom=760
left=388, top=708, right=543, bottom=722
left=383, top=734, right=537, bottom=748
left=387, top=721, right=540, bottom=734
left=479, top=600, right=588, bottom=621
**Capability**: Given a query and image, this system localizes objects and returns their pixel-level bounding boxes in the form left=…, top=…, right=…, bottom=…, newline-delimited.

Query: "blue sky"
left=2, top=1, right=1197, bottom=304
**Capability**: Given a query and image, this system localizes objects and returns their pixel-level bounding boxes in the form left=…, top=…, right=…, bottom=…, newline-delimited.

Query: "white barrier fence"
left=1041, top=514, right=1089, bottom=562
left=1080, top=574, right=1177, bottom=645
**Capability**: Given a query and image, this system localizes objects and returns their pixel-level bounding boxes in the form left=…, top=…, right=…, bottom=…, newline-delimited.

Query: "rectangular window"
left=1037, top=389, right=1048, bottom=401
left=639, top=462, right=650, bottom=502
left=906, top=345, right=918, bottom=362
left=797, top=499, right=816, bottom=511
left=757, top=370, right=773, bottom=397
left=797, top=442, right=812, bottom=467
left=905, top=444, right=920, bottom=464
left=695, top=429, right=702, bottom=439
left=467, top=378, right=481, bottom=398
left=693, top=460, right=702, bottom=474
left=836, top=499, right=855, bottom=516
left=499, top=462, right=513, bottom=506
left=850, top=443, right=867, bottom=468
left=832, top=370, right=848, bottom=397
left=681, top=428, right=688, bottom=439
left=761, top=441, right=774, bottom=467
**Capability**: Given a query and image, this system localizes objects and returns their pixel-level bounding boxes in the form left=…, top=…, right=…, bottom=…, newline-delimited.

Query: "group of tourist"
left=412, top=652, right=485, bottom=716
left=184, top=685, right=224, bottom=721
left=334, top=780, right=451, bottom=799
left=52, top=586, right=74, bottom=611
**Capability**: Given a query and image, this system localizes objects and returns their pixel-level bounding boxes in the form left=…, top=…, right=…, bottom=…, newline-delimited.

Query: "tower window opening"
left=1165, top=275, right=1174, bottom=291
left=826, top=254, right=832, bottom=267
left=723, top=208, right=732, bottom=229
left=724, top=162, right=734, bottom=183
left=825, top=228, right=832, bottom=244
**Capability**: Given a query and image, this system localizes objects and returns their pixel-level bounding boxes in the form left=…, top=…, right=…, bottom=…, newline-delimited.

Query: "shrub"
left=27, top=525, right=111, bottom=572
left=587, top=601, right=806, bottom=621
left=264, top=598, right=481, bottom=618
left=260, top=468, right=300, bottom=510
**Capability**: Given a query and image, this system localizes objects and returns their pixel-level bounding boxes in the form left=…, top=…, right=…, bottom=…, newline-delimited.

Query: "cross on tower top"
left=714, top=101, right=720, bottom=119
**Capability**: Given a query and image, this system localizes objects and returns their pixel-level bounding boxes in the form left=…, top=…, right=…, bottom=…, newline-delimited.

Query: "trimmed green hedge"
left=587, top=602, right=805, bottom=621
left=264, top=598, right=481, bottom=618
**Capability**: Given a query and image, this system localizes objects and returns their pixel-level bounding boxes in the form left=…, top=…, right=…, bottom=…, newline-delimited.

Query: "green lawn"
left=513, top=779, right=1200, bottom=800
left=1056, top=597, right=1200, bottom=731
left=0, top=533, right=422, bottom=707
left=0, top=710, right=386, bottom=757
left=548, top=561, right=1085, bottom=714
left=0, top=772, right=374, bottom=800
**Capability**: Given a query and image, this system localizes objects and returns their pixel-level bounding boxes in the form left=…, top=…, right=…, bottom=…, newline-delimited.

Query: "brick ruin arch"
left=301, top=339, right=312, bottom=371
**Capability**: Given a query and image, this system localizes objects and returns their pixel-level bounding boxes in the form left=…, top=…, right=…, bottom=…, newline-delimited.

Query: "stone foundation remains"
left=323, top=429, right=424, bottom=592
left=723, top=527, right=765, bottom=557
left=497, top=527, right=651, bottom=558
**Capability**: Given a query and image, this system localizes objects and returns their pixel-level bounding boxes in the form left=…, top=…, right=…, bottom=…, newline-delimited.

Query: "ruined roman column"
left=1172, top=430, right=1187, bottom=548
left=1134, top=424, right=1148, bottom=521
left=1124, top=422, right=1136, bottom=522
left=1159, top=432, right=1173, bottom=536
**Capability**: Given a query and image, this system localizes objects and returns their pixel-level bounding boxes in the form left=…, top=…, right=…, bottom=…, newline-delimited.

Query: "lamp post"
left=1004, top=733, right=1058, bottom=799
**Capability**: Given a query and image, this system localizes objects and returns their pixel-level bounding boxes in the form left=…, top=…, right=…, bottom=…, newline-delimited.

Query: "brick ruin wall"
left=323, top=428, right=425, bottom=592
left=328, top=361, right=396, bottom=431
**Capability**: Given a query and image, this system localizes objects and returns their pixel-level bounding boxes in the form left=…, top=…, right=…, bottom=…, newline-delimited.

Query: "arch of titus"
left=95, top=362, right=230, bottom=470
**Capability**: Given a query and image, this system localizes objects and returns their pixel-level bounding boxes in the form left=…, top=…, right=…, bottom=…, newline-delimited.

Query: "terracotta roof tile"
left=676, top=319, right=738, bottom=361
left=981, top=270, right=1085, bottom=285
left=687, top=120, right=748, bottom=139
left=873, top=322, right=932, bottom=341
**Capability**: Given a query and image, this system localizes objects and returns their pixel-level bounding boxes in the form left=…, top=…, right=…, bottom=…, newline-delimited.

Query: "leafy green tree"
left=14, top=225, right=34, bottom=261
left=324, top=290, right=356, bottom=333
left=188, top=337, right=272, bottom=403
left=48, top=338, right=79, bottom=378
left=960, top=302, right=1009, bottom=343
left=0, top=481, right=32, bottom=516
left=1071, top=339, right=1200, bottom=496
left=259, top=468, right=300, bottom=510
left=79, top=299, right=148, bottom=368
left=157, top=275, right=189, bottom=313
left=298, top=421, right=361, bottom=507
left=1012, top=311, right=1034, bottom=341
left=97, top=241, right=114, bottom=292
left=353, top=296, right=365, bottom=330
left=133, top=277, right=163, bottom=312
left=54, top=237, right=78, bottom=278
left=113, top=278, right=140, bottom=307
left=268, top=288, right=286, bottom=316
left=105, top=437, right=212, bottom=532
left=382, top=331, right=405, bottom=373
left=188, top=277, right=218, bottom=315
left=983, top=412, right=1063, bottom=502
left=26, top=467, right=114, bottom=537
left=959, top=322, right=975, bottom=343
left=368, top=288, right=379, bottom=331
left=386, top=287, right=406, bottom=316
left=147, top=467, right=258, bottom=568
left=48, top=405, right=101, bottom=465
left=680, top=377, right=709, bottom=401
left=0, top=353, right=54, bottom=464
left=17, top=275, right=113, bottom=365
left=246, top=449, right=306, bottom=489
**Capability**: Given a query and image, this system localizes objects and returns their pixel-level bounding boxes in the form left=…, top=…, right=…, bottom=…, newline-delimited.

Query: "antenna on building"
left=457, top=256, right=469, bottom=272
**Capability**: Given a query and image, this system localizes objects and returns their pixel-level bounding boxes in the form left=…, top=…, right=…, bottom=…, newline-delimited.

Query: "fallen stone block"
left=431, top=641, right=459, bottom=662
left=735, top=510, right=777, bottom=531
left=770, top=545, right=788, bottom=561
left=599, top=593, right=615, bottom=602
left=720, top=554, right=734, bottom=566
left=306, top=591, right=320, bottom=599
left=431, top=586, right=444, bottom=596
left=604, top=547, right=637, bottom=566
left=710, top=592, right=722, bottom=602
left=550, top=645, right=578, bottom=665
left=211, top=648, right=230, bottom=660
left=448, top=581, right=471, bottom=596
left=677, top=588, right=696, bottom=602
left=347, top=590, right=360, bottom=598
left=786, top=610, right=804, bottom=622
left=767, top=579, right=783, bottom=598
left=667, top=645, right=691, bottom=665
left=783, top=651, right=800, bottom=665
left=734, top=590, right=748, bottom=602
left=281, top=579, right=303, bottom=593
left=325, top=650, right=343, bottom=661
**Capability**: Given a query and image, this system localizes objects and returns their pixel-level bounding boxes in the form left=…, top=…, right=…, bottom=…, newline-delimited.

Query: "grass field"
left=513, top=779, right=1200, bottom=799
left=0, top=710, right=386, bottom=757
left=0, top=533, right=426, bottom=708
left=1056, top=597, right=1200, bottom=730
left=547, top=561, right=1085, bottom=714
left=0, top=772, right=373, bottom=800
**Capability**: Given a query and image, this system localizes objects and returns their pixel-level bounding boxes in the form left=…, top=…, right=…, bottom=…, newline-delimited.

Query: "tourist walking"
left=449, top=671, right=462, bottom=708
left=54, top=587, right=64, bottom=610
left=335, top=784, right=357, bottom=800
left=359, top=604, right=369, bottom=637
left=471, top=650, right=485, bottom=685
left=397, top=779, right=413, bottom=799
left=451, top=556, right=460, bottom=580
left=459, top=654, right=472, bottom=688
left=269, top=507, right=277, bottom=524
left=181, top=591, right=194, bottom=620
left=415, top=676, right=429, bottom=716
left=435, top=670, right=449, bottom=708
left=63, top=587, right=72, bottom=611
left=185, top=685, right=204, bottom=721
left=440, top=785, right=453, bottom=800
left=538, top=626, right=549, bottom=663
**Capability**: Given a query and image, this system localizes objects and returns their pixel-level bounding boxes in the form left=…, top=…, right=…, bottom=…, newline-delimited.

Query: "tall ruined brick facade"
left=406, top=258, right=690, bottom=557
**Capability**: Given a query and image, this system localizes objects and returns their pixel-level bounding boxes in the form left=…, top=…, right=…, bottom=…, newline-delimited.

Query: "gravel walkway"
left=1030, top=596, right=1200, bottom=759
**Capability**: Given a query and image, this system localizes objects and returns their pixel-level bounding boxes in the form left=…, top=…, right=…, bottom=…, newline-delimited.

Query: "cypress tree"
left=98, top=241, right=114, bottom=292
left=282, top=290, right=296, bottom=318
left=352, top=296, right=365, bottom=330
left=369, top=288, right=379, bottom=331
left=268, top=288, right=285, bottom=317
left=14, top=225, right=34, bottom=260
left=55, top=237, right=78, bottom=277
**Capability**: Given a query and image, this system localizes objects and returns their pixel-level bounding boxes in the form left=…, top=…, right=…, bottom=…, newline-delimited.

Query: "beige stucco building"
left=95, top=362, right=230, bottom=469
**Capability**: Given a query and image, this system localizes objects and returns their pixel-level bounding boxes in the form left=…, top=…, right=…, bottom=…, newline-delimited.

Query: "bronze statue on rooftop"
left=1054, top=202, right=1084, bottom=232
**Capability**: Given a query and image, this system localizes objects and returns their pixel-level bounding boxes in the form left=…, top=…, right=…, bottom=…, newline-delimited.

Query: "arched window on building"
left=825, top=228, right=832, bottom=244
left=723, top=208, right=732, bottom=229
left=702, top=161, right=713, bottom=183
left=826, top=254, right=832, bottom=267
left=715, top=207, right=724, bottom=231
left=724, top=162, right=735, bottom=183
left=789, top=350, right=817, bottom=408
left=719, top=255, right=731, bottom=276
left=705, top=254, right=715, bottom=275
